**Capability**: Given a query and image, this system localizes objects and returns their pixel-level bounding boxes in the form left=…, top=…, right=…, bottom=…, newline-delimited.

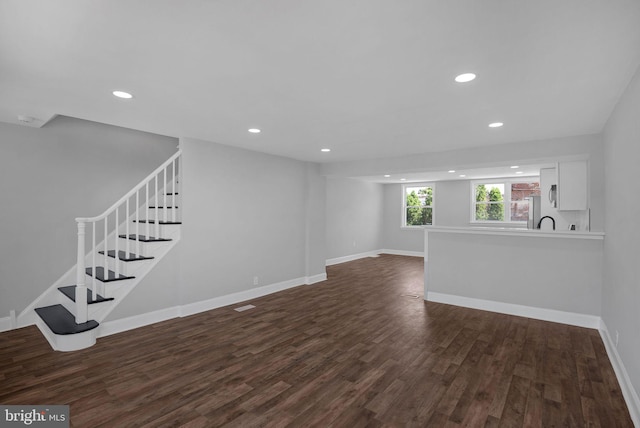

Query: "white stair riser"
left=99, top=277, right=135, bottom=299
left=101, top=258, right=150, bottom=277
left=131, top=205, right=180, bottom=223
left=147, top=208, right=180, bottom=222
left=57, top=291, right=111, bottom=320
left=149, top=190, right=179, bottom=204
left=115, top=237, right=177, bottom=257
left=119, top=222, right=181, bottom=241
left=35, top=318, right=96, bottom=352
left=128, top=184, right=178, bottom=205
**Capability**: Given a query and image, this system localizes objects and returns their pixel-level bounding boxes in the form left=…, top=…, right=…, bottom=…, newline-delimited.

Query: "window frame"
left=470, top=177, right=540, bottom=225
left=402, top=182, right=435, bottom=228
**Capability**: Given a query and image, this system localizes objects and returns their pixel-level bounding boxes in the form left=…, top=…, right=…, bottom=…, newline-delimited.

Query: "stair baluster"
left=75, top=222, right=88, bottom=324
left=136, top=190, right=140, bottom=257
left=115, top=207, right=120, bottom=278
left=172, top=159, right=177, bottom=223
left=155, top=175, right=160, bottom=239
left=163, top=168, right=168, bottom=223
left=125, top=199, right=130, bottom=258
left=92, top=222, right=96, bottom=301
left=103, top=217, right=108, bottom=287
left=145, top=182, right=150, bottom=239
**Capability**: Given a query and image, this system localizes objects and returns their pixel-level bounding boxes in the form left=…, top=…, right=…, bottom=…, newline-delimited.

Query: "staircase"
left=22, top=151, right=182, bottom=351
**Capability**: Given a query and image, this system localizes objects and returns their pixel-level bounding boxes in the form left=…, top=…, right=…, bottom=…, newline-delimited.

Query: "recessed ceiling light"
left=488, top=122, right=504, bottom=128
left=248, top=128, right=261, bottom=133
left=384, top=174, right=391, bottom=178
left=455, top=73, right=476, bottom=83
left=400, top=178, right=406, bottom=181
left=510, top=165, right=519, bottom=169
left=516, top=171, right=524, bottom=174
left=459, top=174, right=466, bottom=178
left=321, top=148, right=331, bottom=152
left=112, top=90, right=133, bottom=99
left=448, top=170, right=456, bottom=173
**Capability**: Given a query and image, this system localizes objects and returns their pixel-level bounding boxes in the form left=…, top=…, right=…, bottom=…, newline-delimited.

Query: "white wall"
left=426, top=231, right=603, bottom=317
left=106, top=138, right=327, bottom=321
left=0, top=116, right=178, bottom=319
left=105, top=242, right=182, bottom=321
left=381, top=181, right=472, bottom=254
left=431, top=180, right=471, bottom=227
left=602, top=65, right=640, bottom=411
left=326, top=177, right=383, bottom=260
left=340, top=179, right=471, bottom=257
left=305, top=163, right=327, bottom=277
left=381, top=184, right=423, bottom=253
left=176, top=137, right=326, bottom=306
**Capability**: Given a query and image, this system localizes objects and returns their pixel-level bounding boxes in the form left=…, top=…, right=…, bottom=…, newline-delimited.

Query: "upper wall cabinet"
left=557, top=161, right=588, bottom=211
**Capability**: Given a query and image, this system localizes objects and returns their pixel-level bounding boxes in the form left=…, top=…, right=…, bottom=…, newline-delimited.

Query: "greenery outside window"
left=404, top=184, right=434, bottom=226
left=472, top=179, right=540, bottom=223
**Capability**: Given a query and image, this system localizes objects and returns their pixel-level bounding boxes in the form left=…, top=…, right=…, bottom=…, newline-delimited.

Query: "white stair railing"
left=74, top=150, right=181, bottom=324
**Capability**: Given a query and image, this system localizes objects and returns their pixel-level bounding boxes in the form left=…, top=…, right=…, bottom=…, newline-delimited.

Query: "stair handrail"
left=75, top=150, right=182, bottom=223
left=73, top=150, right=182, bottom=324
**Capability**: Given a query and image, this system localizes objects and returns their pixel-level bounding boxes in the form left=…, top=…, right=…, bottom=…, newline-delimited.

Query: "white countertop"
left=424, top=225, right=604, bottom=240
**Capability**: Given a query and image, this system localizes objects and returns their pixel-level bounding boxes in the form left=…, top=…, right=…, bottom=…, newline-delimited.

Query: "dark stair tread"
left=58, top=285, right=114, bottom=304
left=119, top=234, right=172, bottom=242
left=99, top=250, right=154, bottom=261
left=149, top=206, right=178, bottom=209
left=133, top=220, right=182, bottom=225
left=85, top=266, right=135, bottom=282
left=35, top=305, right=99, bottom=335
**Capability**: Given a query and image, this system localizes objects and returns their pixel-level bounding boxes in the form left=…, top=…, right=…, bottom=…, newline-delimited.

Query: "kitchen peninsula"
left=424, top=226, right=604, bottom=328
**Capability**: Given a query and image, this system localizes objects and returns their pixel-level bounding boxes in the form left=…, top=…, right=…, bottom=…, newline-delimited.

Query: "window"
left=404, top=184, right=434, bottom=226
left=472, top=179, right=540, bottom=223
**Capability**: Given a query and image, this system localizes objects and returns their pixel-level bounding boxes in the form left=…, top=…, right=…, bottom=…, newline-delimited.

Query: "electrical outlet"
left=253, top=276, right=259, bottom=286
left=615, top=330, right=619, bottom=347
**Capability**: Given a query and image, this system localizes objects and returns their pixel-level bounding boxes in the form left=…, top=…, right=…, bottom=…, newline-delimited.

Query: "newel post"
left=75, top=221, right=88, bottom=324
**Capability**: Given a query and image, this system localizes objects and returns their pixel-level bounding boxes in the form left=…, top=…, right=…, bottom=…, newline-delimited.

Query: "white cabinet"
left=557, top=161, right=587, bottom=211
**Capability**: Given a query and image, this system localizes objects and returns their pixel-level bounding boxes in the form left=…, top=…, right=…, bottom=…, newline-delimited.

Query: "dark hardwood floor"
left=0, top=255, right=632, bottom=427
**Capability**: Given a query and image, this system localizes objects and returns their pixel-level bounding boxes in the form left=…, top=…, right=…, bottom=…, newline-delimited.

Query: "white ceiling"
left=1, top=0, right=639, bottom=164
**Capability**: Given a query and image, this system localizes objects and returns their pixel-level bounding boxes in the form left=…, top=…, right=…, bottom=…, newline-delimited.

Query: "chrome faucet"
left=537, top=216, right=556, bottom=230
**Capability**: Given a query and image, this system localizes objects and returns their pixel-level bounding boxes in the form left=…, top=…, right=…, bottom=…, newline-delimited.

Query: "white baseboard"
left=326, top=250, right=381, bottom=266
left=426, top=291, right=601, bottom=329
left=305, top=273, right=327, bottom=284
left=326, top=249, right=423, bottom=266
left=36, top=317, right=97, bottom=351
left=98, top=307, right=181, bottom=337
left=599, top=320, right=640, bottom=427
left=179, top=276, right=307, bottom=318
left=379, top=249, right=424, bottom=257
left=99, top=276, right=312, bottom=337
left=0, top=316, right=12, bottom=333
left=0, top=311, right=17, bottom=333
